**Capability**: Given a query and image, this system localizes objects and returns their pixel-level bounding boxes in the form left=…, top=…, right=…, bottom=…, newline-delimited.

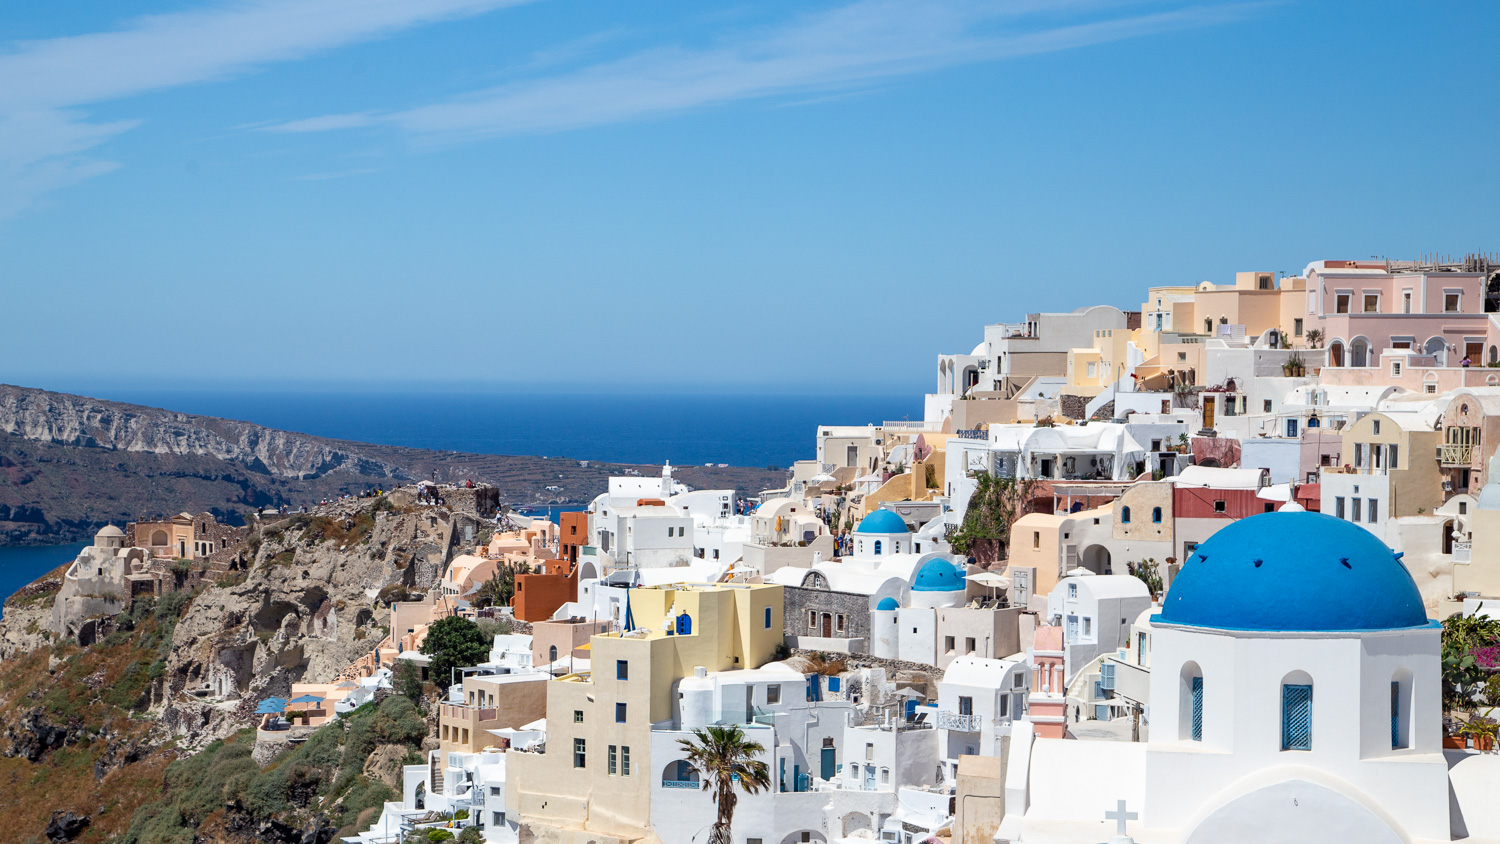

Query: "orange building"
left=512, top=559, right=578, bottom=623
left=559, top=511, right=588, bottom=564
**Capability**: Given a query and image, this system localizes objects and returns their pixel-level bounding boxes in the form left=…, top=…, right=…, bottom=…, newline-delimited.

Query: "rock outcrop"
left=156, top=496, right=481, bottom=750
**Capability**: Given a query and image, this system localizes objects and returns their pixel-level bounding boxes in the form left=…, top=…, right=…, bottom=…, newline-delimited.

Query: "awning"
left=254, top=697, right=288, bottom=714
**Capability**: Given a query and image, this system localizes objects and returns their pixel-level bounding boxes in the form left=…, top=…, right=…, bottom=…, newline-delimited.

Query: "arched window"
left=1179, top=662, right=1203, bottom=742
left=873, top=540, right=882, bottom=556
left=1121, top=507, right=1132, bottom=524
left=549, top=645, right=558, bottom=663
left=1152, top=507, right=1162, bottom=524
left=1281, top=671, right=1313, bottom=751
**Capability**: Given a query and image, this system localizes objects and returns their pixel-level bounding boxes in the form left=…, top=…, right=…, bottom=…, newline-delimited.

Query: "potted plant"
left=1282, top=352, right=1306, bottom=378
left=1460, top=716, right=1498, bottom=752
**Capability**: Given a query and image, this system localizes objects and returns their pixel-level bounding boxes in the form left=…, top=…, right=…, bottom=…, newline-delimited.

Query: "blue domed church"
left=1000, top=510, right=1497, bottom=844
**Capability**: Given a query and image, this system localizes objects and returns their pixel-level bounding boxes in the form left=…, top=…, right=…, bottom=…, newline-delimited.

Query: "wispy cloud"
left=269, top=0, right=1263, bottom=142
left=0, top=0, right=533, bottom=217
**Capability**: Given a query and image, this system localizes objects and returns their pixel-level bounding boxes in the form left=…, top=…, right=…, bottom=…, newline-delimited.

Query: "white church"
left=997, top=509, right=1500, bottom=844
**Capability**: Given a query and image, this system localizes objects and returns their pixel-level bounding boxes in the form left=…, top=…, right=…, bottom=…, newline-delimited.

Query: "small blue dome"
left=856, top=510, right=910, bottom=534
left=1160, top=511, right=1429, bottom=632
left=912, top=558, right=966, bottom=592
left=876, top=596, right=900, bottom=611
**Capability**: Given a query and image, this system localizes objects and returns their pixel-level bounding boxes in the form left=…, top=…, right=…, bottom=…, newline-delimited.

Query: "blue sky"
left=2, top=1, right=1497, bottom=395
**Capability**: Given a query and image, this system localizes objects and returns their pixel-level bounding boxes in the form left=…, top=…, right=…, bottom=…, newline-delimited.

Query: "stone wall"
left=783, top=585, right=871, bottom=643
left=1058, top=394, right=1089, bottom=420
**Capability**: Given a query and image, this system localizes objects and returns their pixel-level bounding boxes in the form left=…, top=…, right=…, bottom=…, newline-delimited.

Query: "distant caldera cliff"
left=0, top=383, right=785, bottom=545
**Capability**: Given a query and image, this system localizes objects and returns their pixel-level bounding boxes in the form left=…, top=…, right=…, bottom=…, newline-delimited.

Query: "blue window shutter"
left=829, top=676, right=841, bottom=692
left=1391, top=681, right=1400, bottom=748
left=1191, top=676, right=1203, bottom=741
left=1101, top=663, right=1115, bottom=690
left=1282, top=684, right=1312, bottom=750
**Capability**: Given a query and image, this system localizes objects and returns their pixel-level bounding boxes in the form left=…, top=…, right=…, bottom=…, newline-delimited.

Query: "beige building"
left=1320, top=410, right=1443, bottom=534
left=507, top=582, right=783, bottom=841
left=437, top=673, right=549, bottom=766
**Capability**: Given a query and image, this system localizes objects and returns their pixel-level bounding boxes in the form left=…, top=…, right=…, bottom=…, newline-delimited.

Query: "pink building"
left=1303, top=259, right=1492, bottom=368
left=1028, top=624, right=1067, bottom=739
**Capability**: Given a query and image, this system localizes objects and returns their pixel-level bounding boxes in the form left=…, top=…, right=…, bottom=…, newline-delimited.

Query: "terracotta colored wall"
left=512, top=565, right=577, bottom=622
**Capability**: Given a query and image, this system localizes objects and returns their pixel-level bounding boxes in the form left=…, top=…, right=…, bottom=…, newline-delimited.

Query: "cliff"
left=0, top=384, right=786, bottom=545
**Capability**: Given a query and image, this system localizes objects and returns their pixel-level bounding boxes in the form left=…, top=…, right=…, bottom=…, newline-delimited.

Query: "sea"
left=0, top=390, right=922, bottom=612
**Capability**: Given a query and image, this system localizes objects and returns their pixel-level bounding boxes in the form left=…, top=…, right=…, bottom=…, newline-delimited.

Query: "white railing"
left=936, top=711, right=982, bottom=732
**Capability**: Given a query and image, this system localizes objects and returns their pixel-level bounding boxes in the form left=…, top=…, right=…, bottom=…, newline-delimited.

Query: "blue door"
left=821, top=747, right=836, bottom=780
left=864, top=765, right=876, bottom=790
left=1282, top=684, right=1312, bottom=750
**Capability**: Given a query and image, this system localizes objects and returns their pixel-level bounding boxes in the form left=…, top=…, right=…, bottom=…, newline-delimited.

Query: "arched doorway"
left=1081, top=545, right=1111, bottom=575
left=1425, top=337, right=1447, bottom=366
left=1442, top=519, right=1456, bottom=555
left=1349, top=337, right=1371, bottom=368
left=1328, top=340, right=1345, bottom=368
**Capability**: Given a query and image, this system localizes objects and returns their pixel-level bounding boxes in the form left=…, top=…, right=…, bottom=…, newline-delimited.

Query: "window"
left=1373, top=420, right=1381, bottom=435
left=1446, top=293, right=1461, bottom=313
left=622, top=745, right=631, bottom=775
left=1213, top=500, right=1226, bottom=513
left=1392, top=681, right=1403, bottom=749
left=1191, top=676, right=1204, bottom=741
left=1335, top=497, right=1345, bottom=519
left=494, top=812, right=505, bottom=827
left=873, top=540, right=882, bottom=556
left=1354, top=443, right=1364, bottom=467
left=1264, top=399, right=1273, bottom=413
left=945, top=636, right=956, bottom=653
left=881, top=768, right=890, bottom=784
left=608, top=745, right=617, bottom=774
left=550, top=645, right=558, bottom=663
left=764, top=606, right=772, bottom=629
left=1033, top=531, right=1041, bottom=548
left=1121, top=506, right=1132, bottom=524
left=574, top=738, right=587, bottom=768
left=1363, top=293, right=1380, bottom=313
left=617, top=660, right=629, bottom=680
left=766, top=684, right=782, bottom=705
left=809, top=610, right=818, bottom=630
left=574, top=710, right=583, bottom=723
left=958, top=696, right=973, bottom=716
left=616, top=702, right=627, bottom=723
left=1068, top=583, right=1078, bottom=599
left=1389, top=445, right=1398, bottom=468
left=1336, top=293, right=1351, bottom=314
left=1152, top=507, right=1162, bottom=523
left=1368, top=499, right=1378, bottom=523
left=1352, top=497, right=1362, bottom=522
left=1282, top=684, right=1312, bottom=750
left=999, top=694, right=1009, bottom=717
left=966, top=637, right=976, bottom=654
left=866, top=743, right=874, bottom=761
left=1402, top=291, right=1412, bottom=314
left=1082, top=617, right=1092, bottom=638
left=836, top=614, right=846, bottom=632
left=1392, top=361, right=1402, bottom=377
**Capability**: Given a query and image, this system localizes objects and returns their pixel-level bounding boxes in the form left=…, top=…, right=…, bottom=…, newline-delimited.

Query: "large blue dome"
left=856, top=510, right=910, bottom=534
left=912, top=558, right=966, bottom=592
left=1159, top=511, right=1429, bottom=632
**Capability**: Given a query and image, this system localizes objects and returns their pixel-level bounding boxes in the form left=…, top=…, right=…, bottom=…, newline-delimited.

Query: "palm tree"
left=677, top=725, right=772, bottom=844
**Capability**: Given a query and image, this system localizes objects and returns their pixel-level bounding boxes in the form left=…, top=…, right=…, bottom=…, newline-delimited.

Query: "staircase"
left=431, top=757, right=444, bottom=795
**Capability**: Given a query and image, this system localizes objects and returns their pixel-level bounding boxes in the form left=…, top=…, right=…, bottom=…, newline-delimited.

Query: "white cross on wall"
left=1105, top=799, right=1138, bottom=836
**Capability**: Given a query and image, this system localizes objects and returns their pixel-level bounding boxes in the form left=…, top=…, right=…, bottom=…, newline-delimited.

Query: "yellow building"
left=1066, top=327, right=1140, bottom=396
left=507, top=582, right=784, bottom=841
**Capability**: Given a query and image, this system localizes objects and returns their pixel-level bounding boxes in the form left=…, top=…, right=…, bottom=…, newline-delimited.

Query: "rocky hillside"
left=0, top=383, right=786, bottom=545
left=0, top=493, right=472, bottom=843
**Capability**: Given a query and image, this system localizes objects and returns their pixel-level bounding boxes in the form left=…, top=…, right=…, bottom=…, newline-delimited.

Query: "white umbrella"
left=809, top=473, right=837, bottom=484
left=968, top=571, right=1011, bottom=588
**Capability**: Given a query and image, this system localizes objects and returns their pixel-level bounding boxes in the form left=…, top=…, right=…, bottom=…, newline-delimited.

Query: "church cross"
left=1105, top=799, right=1138, bottom=836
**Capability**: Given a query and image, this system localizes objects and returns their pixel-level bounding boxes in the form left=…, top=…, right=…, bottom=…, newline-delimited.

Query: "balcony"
left=1442, top=444, right=1475, bottom=467
left=936, top=711, right=982, bottom=732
